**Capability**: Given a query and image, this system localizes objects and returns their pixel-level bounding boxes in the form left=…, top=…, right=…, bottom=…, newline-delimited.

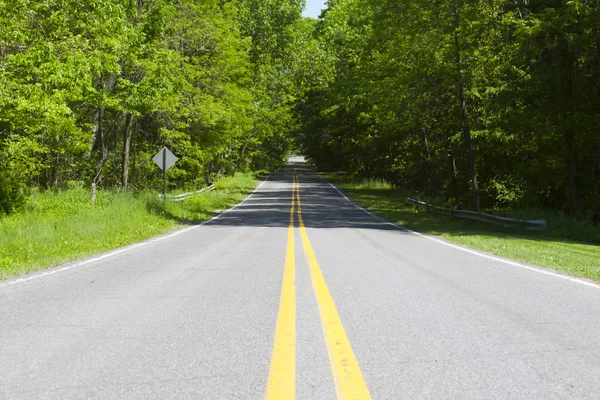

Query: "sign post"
left=163, top=148, right=166, bottom=199
left=152, top=146, right=178, bottom=200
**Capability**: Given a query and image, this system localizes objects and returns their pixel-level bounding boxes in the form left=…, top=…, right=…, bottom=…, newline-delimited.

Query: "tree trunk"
left=568, top=144, right=583, bottom=220
left=561, top=40, right=584, bottom=219
left=92, top=106, right=107, bottom=184
left=422, top=128, right=432, bottom=160
left=92, top=74, right=117, bottom=185
left=422, top=129, right=439, bottom=195
left=52, top=152, right=59, bottom=192
left=448, top=146, right=460, bottom=201
left=237, top=141, right=249, bottom=170
left=121, top=114, right=134, bottom=189
left=131, top=123, right=136, bottom=187
left=453, top=5, right=480, bottom=211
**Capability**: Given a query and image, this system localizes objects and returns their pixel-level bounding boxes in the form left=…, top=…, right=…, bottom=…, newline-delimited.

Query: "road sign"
left=153, top=147, right=178, bottom=171
left=152, top=147, right=178, bottom=200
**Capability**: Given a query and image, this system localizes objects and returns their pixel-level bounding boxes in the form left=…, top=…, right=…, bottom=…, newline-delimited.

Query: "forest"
left=1, top=0, right=599, bottom=223
left=298, top=0, right=600, bottom=221
left=0, top=0, right=322, bottom=214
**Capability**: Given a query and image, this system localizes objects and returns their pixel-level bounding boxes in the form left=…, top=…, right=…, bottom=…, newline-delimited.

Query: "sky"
left=302, top=0, right=327, bottom=18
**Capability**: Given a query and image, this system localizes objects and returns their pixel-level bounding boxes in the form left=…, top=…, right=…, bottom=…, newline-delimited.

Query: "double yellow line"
left=265, top=173, right=371, bottom=400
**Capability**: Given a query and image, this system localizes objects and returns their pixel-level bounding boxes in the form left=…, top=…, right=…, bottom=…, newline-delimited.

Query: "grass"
left=352, top=178, right=393, bottom=190
left=327, top=176, right=600, bottom=282
left=0, top=172, right=259, bottom=280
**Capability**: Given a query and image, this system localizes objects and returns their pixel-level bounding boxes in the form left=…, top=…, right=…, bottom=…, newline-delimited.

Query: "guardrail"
left=159, top=184, right=216, bottom=202
left=406, top=198, right=547, bottom=230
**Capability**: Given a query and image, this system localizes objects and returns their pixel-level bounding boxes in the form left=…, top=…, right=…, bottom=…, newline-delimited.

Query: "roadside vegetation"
left=329, top=176, right=600, bottom=282
left=0, top=1, right=322, bottom=216
left=0, top=173, right=258, bottom=280
left=0, top=0, right=315, bottom=279
left=298, top=0, right=600, bottom=281
left=298, top=0, right=600, bottom=224
left=2, top=0, right=599, bottom=282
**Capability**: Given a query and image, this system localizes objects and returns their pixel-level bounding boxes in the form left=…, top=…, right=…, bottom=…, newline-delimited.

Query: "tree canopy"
left=0, top=0, right=317, bottom=213
left=297, top=0, right=600, bottom=220
left=1, top=0, right=599, bottom=222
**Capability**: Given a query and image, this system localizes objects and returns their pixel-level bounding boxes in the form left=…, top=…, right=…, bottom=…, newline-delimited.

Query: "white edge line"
left=0, top=176, right=270, bottom=289
left=323, top=178, right=350, bottom=201
left=319, top=175, right=600, bottom=290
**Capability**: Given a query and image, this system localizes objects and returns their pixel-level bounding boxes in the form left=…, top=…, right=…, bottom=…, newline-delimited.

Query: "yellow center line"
left=295, top=174, right=372, bottom=400
left=265, top=174, right=297, bottom=399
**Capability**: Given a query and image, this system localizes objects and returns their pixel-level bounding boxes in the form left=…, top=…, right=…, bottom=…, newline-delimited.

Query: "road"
left=1, top=158, right=600, bottom=399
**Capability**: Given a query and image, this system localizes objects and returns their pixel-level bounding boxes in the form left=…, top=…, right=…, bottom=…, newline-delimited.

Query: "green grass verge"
left=0, top=172, right=260, bottom=280
left=328, top=175, right=600, bottom=282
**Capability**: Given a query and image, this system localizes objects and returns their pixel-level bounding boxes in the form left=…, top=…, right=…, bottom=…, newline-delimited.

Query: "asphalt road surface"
left=1, top=157, right=600, bottom=399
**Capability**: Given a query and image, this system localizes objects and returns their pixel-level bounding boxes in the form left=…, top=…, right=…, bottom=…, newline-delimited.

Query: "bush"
left=0, top=169, right=26, bottom=216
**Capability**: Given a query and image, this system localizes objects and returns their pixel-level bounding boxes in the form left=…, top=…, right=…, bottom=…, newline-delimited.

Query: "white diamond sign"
left=153, top=146, right=178, bottom=171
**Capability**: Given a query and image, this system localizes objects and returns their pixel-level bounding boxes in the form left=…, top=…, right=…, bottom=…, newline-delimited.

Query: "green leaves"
left=0, top=0, right=314, bottom=209
left=297, top=0, right=600, bottom=220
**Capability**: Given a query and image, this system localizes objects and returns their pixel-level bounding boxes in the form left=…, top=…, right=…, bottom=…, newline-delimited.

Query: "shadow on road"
left=152, top=160, right=600, bottom=257
left=204, top=161, right=401, bottom=231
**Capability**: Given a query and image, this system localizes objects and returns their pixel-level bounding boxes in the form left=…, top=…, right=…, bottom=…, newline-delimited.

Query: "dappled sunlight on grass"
left=353, top=178, right=393, bottom=190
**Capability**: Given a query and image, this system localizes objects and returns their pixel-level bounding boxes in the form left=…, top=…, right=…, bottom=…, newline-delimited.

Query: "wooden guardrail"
left=406, top=198, right=547, bottom=230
